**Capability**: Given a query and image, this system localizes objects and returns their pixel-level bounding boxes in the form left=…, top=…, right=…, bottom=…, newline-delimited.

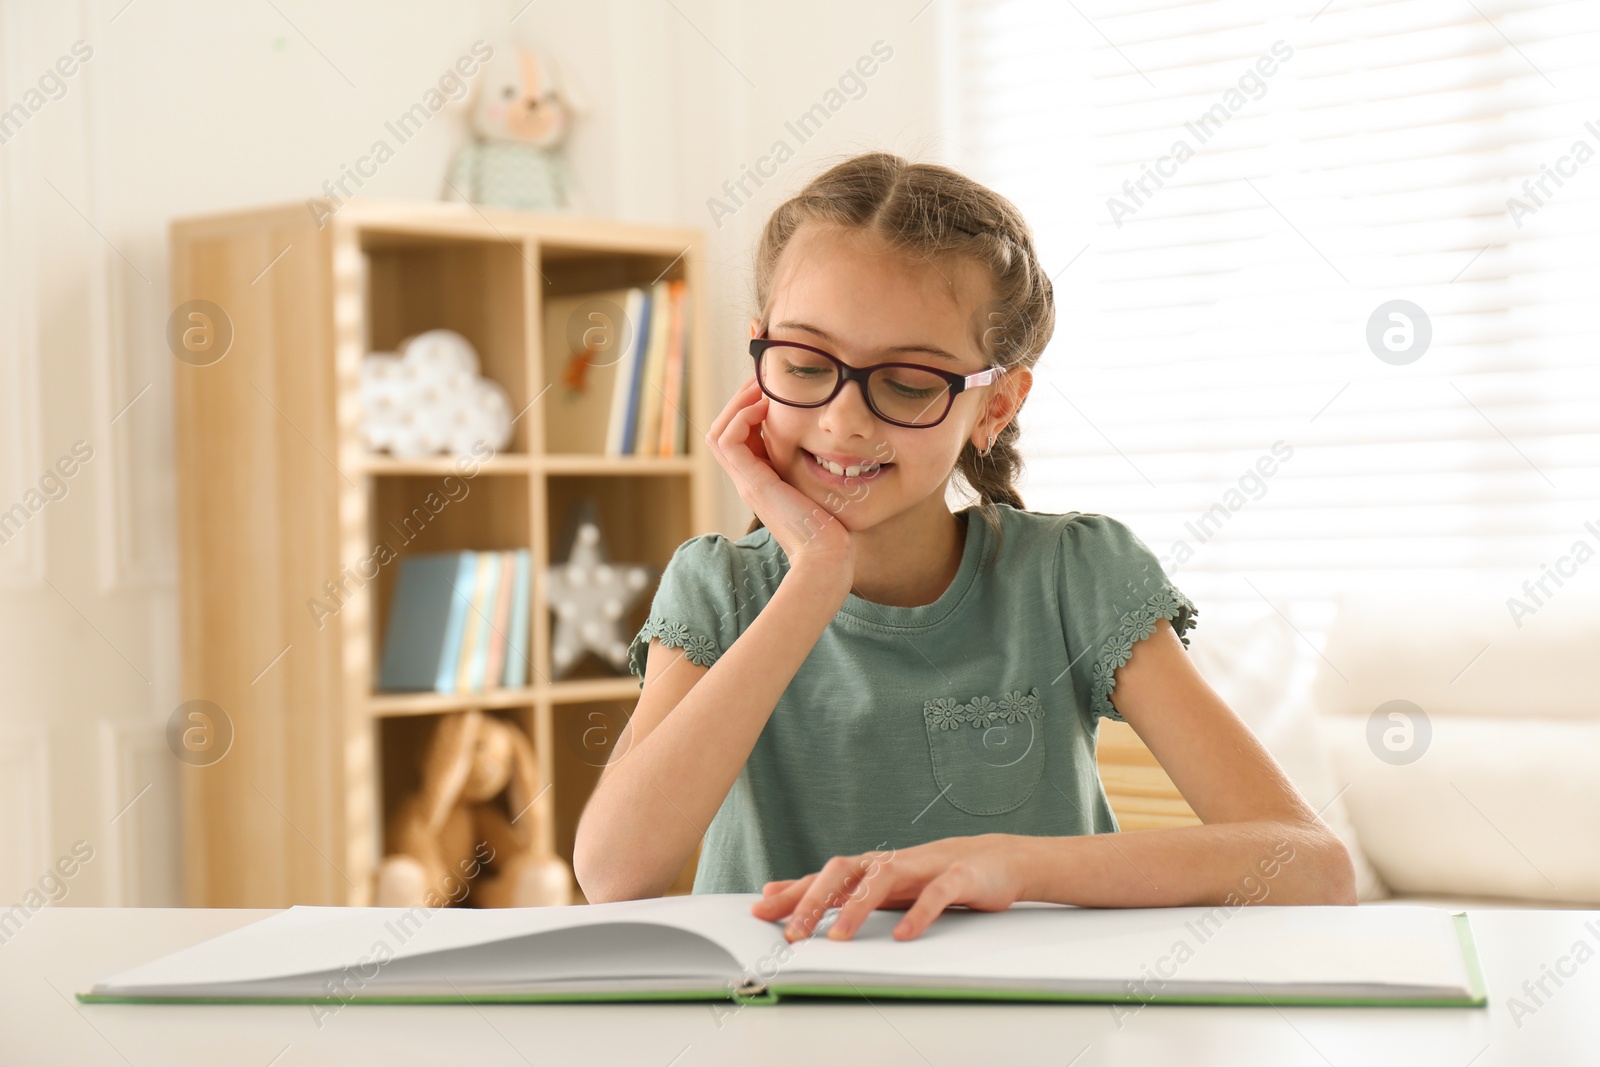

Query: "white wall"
left=0, top=0, right=952, bottom=906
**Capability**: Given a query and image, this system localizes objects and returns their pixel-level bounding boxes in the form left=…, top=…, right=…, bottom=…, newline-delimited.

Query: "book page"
left=762, top=903, right=1470, bottom=993
left=93, top=894, right=791, bottom=996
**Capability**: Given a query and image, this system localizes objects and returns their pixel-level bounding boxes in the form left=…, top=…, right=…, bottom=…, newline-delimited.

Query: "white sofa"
left=1186, top=586, right=1599, bottom=909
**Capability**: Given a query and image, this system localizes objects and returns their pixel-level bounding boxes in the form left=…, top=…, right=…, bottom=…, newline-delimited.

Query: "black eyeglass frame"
left=747, top=334, right=1007, bottom=429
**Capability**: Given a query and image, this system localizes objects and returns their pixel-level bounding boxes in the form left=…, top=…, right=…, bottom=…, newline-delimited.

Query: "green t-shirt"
left=624, top=502, right=1199, bottom=895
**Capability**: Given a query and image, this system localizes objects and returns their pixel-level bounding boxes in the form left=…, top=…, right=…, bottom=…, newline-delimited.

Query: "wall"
left=0, top=0, right=951, bottom=905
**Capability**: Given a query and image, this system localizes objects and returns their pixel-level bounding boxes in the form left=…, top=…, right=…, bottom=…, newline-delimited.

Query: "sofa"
left=1099, top=583, right=1599, bottom=909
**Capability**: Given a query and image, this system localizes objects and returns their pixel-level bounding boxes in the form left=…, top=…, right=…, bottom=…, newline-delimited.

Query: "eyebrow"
left=771, top=320, right=963, bottom=363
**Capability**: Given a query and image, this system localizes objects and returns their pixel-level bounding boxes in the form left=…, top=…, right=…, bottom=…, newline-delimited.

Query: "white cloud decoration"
left=360, top=329, right=514, bottom=458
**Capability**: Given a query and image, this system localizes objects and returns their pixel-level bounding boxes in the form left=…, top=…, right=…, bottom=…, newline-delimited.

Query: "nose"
left=816, top=374, right=877, bottom=437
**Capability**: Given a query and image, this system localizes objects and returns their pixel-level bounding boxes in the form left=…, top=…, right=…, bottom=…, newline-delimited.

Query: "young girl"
left=574, top=152, right=1355, bottom=943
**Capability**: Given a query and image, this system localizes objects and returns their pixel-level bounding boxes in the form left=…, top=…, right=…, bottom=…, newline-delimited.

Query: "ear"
left=516, top=47, right=541, bottom=95
left=546, top=52, right=588, bottom=116
left=973, top=365, right=1033, bottom=449
left=418, top=709, right=483, bottom=833
left=749, top=317, right=761, bottom=340
left=503, top=726, right=544, bottom=848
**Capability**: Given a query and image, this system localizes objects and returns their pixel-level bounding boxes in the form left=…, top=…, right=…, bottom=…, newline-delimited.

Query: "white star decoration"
left=544, top=520, right=653, bottom=678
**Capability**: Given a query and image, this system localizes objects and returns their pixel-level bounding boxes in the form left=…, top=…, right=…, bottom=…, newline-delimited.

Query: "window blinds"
left=955, top=0, right=1600, bottom=617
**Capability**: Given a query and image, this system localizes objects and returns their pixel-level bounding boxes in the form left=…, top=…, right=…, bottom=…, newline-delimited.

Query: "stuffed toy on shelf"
left=374, top=708, right=571, bottom=908
left=444, top=40, right=582, bottom=213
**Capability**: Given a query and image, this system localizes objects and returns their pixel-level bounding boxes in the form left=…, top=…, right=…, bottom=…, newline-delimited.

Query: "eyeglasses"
left=748, top=333, right=1006, bottom=429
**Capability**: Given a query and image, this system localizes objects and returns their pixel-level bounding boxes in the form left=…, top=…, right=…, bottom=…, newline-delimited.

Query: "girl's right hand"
left=704, top=376, right=855, bottom=587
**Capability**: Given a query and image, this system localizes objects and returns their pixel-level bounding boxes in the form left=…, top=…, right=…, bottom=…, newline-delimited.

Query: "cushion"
left=1312, top=581, right=1600, bottom=904
left=1320, top=714, right=1600, bottom=904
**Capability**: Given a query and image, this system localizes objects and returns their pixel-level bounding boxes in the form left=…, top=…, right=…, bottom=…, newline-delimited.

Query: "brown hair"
left=742, top=151, right=1056, bottom=560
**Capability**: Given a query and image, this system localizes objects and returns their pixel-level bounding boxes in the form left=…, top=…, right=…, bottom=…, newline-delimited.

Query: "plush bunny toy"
left=444, top=42, right=579, bottom=212
left=374, top=708, right=572, bottom=908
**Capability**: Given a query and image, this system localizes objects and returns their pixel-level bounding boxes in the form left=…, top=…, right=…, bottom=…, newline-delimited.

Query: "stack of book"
left=378, top=550, right=532, bottom=693
left=542, top=279, right=691, bottom=456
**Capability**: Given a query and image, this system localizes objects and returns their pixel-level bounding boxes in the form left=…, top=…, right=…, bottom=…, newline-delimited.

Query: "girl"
left=574, top=152, right=1355, bottom=943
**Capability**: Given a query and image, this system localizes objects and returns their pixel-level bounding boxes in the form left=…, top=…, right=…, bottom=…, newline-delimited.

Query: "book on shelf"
left=544, top=282, right=689, bottom=458
left=378, top=549, right=531, bottom=694
left=615, top=285, right=649, bottom=456
left=452, top=553, right=493, bottom=693
left=502, top=550, right=533, bottom=689
left=634, top=279, right=672, bottom=457
left=544, top=286, right=631, bottom=456
left=80, top=894, right=1487, bottom=1008
left=655, top=279, right=689, bottom=456
left=462, top=553, right=502, bottom=692
left=432, top=553, right=477, bottom=693
left=481, top=551, right=517, bottom=691
left=661, top=278, right=691, bottom=456
left=377, top=553, right=474, bottom=693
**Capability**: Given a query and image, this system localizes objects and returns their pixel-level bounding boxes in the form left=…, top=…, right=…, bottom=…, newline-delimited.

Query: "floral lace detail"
left=1088, top=586, right=1199, bottom=721
left=924, top=697, right=964, bottom=731
left=634, top=615, right=720, bottom=668
left=923, top=687, right=1042, bottom=730
left=995, top=690, right=1036, bottom=724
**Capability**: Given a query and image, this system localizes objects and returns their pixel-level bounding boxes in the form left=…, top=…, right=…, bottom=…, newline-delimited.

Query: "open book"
left=79, top=893, right=1486, bottom=1008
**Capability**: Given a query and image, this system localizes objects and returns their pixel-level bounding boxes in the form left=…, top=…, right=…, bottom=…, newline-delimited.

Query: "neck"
left=844, top=496, right=968, bottom=608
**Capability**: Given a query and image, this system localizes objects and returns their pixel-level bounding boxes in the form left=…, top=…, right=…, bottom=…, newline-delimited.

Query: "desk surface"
left=4, top=906, right=1597, bottom=1066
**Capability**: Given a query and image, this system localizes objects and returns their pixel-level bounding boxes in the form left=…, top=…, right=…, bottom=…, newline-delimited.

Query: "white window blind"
left=955, top=0, right=1600, bottom=618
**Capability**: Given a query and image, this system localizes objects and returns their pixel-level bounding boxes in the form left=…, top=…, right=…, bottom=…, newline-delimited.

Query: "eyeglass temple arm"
left=962, top=366, right=1007, bottom=389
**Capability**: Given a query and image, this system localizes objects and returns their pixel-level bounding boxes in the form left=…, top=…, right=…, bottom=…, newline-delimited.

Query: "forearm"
left=1011, top=818, right=1357, bottom=908
left=577, top=566, right=849, bottom=900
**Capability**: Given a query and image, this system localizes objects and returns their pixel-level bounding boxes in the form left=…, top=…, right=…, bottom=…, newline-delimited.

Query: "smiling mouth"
left=803, top=449, right=892, bottom=479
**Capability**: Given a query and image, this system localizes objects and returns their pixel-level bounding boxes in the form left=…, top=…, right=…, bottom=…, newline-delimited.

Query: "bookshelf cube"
left=171, top=200, right=714, bottom=906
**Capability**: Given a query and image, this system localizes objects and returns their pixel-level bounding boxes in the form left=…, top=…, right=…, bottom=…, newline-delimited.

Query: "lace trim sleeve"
left=1088, top=587, right=1200, bottom=722
left=628, top=615, right=721, bottom=680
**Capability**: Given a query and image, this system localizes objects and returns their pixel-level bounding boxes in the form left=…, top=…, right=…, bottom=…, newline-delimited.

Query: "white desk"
left=4, top=906, right=1597, bottom=1065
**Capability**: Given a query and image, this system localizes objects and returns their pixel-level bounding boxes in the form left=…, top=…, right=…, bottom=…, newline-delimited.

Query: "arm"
left=758, top=617, right=1356, bottom=942
left=1012, top=617, right=1357, bottom=907
left=573, top=565, right=849, bottom=903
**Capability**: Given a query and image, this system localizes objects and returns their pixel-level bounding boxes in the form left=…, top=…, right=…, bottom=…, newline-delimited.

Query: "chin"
left=825, top=502, right=873, bottom=531
left=824, top=486, right=899, bottom=532
left=776, top=474, right=859, bottom=527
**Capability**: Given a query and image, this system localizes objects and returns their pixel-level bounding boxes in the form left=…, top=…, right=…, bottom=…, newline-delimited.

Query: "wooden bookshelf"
left=171, top=199, right=714, bottom=907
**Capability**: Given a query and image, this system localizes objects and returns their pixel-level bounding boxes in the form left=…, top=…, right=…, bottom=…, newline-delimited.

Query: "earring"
left=978, top=433, right=995, bottom=457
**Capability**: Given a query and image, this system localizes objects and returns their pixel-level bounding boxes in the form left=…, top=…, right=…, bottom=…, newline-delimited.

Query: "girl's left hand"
left=749, top=834, right=1027, bottom=942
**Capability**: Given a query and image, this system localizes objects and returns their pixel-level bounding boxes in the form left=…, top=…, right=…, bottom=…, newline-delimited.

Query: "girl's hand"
left=750, top=834, right=1026, bottom=942
left=704, top=375, right=855, bottom=581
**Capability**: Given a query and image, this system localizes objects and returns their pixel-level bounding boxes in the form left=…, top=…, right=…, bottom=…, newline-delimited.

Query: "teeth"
left=809, top=450, right=880, bottom=477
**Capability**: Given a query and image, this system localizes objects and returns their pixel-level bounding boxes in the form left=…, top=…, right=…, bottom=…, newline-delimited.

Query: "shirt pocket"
left=921, top=687, right=1046, bottom=815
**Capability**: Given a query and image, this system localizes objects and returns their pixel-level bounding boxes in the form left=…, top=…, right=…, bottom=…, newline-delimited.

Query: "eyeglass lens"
left=758, top=345, right=951, bottom=427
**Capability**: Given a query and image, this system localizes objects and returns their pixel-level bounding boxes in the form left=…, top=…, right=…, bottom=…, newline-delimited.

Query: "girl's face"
left=755, top=222, right=1013, bottom=532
